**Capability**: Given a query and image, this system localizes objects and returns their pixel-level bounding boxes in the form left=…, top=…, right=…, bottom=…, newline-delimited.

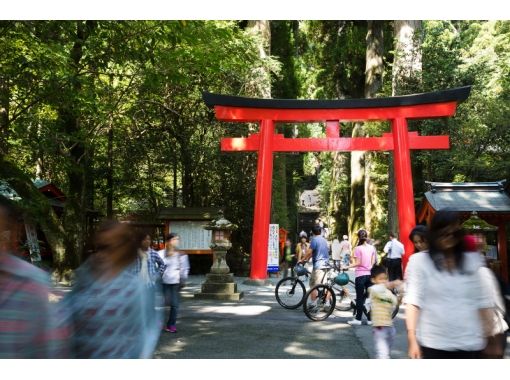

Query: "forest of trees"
left=1, top=20, right=509, bottom=277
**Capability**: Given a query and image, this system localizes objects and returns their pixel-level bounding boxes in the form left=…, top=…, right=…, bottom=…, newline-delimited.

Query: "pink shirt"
left=354, top=244, right=377, bottom=277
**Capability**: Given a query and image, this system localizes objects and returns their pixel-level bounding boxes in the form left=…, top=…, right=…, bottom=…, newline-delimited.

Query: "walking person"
left=295, top=234, right=311, bottom=272
left=133, top=233, right=166, bottom=326
left=62, top=221, right=161, bottom=358
left=383, top=233, right=405, bottom=281
left=368, top=265, right=398, bottom=359
left=331, top=238, right=342, bottom=268
left=134, top=233, right=166, bottom=286
left=339, top=235, right=352, bottom=268
left=345, top=229, right=377, bottom=326
left=280, top=239, right=294, bottom=277
left=479, top=262, right=508, bottom=359
left=405, top=210, right=493, bottom=359
left=0, top=197, right=69, bottom=358
left=159, top=233, right=190, bottom=333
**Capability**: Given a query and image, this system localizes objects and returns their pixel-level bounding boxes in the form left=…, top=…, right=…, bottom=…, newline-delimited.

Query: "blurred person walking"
left=295, top=234, right=310, bottom=272
left=405, top=210, right=493, bottom=359
left=280, top=238, right=294, bottom=277
left=479, top=263, right=508, bottom=358
left=368, top=265, right=399, bottom=359
left=159, top=233, right=189, bottom=333
left=345, top=229, right=377, bottom=326
left=133, top=232, right=166, bottom=329
left=383, top=233, right=404, bottom=281
left=62, top=221, right=161, bottom=358
left=331, top=238, right=342, bottom=268
left=339, top=235, right=352, bottom=268
left=134, top=233, right=166, bottom=287
left=0, top=197, right=68, bottom=358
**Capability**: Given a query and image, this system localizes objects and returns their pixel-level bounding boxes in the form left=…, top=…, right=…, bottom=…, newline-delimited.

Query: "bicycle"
left=302, top=265, right=400, bottom=321
left=274, top=263, right=311, bottom=309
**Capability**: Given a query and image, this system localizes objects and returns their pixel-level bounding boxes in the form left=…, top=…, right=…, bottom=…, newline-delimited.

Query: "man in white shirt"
left=383, top=232, right=404, bottom=281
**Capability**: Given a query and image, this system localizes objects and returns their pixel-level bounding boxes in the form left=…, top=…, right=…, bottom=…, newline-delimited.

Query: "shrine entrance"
left=203, top=86, right=471, bottom=280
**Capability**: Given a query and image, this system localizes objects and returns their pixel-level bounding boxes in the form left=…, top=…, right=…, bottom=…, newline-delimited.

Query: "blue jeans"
left=373, top=326, right=396, bottom=359
left=355, top=275, right=372, bottom=320
left=163, top=284, right=180, bottom=327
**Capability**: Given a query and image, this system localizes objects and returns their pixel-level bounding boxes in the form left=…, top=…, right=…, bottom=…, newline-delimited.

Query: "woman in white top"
left=405, top=210, right=493, bottom=359
left=159, top=233, right=190, bottom=333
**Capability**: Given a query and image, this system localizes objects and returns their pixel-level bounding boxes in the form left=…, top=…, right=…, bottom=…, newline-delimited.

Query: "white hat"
left=343, top=235, right=348, bottom=240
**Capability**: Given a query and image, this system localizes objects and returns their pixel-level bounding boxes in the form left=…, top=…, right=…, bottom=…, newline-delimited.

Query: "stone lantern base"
left=194, top=273, right=244, bottom=301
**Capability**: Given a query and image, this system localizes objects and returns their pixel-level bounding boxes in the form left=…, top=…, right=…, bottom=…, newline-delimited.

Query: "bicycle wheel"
left=303, top=285, right=336, bottom=321
left=275, top=277, right=306, bottom=309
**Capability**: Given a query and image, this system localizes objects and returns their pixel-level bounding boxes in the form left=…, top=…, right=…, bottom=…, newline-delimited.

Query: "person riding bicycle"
left=299, top=224, right=331, bottom=307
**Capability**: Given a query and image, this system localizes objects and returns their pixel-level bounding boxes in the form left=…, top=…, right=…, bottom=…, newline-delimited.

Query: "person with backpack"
left=159, top=233, right=190, bottom=333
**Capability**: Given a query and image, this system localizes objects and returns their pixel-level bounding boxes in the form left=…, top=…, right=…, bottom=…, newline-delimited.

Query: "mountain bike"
left=274, top=263, right=311, bottom=309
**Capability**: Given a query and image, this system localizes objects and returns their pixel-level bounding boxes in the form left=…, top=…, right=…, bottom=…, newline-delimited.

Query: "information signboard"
left=267, top=224, right=279, bottom=273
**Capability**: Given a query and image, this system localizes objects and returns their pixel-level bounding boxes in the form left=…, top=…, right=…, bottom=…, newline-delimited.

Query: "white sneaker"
left=367, top=321, right=373, bottom=326
left=347, top=319, right=362, bottom=326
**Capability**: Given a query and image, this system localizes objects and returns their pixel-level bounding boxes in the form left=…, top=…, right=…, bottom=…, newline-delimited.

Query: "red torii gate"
left=203, top=86, right=471, bottom=281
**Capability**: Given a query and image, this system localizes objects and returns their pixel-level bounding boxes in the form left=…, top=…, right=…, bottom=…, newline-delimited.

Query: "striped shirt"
left=368, top=284, right=397, bottom=327
left=0, top=253, right=69, bottom=358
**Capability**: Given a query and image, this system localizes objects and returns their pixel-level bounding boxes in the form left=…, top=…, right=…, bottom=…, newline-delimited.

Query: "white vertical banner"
left=267, top=224, right=279, bottom=273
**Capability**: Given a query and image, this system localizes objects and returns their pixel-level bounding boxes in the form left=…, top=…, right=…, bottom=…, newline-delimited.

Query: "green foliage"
left=2, top=20, right=510, bottom=272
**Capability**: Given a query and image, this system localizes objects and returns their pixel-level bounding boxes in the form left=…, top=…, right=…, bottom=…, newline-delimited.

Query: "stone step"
left=201, top=282, right=237, bottom=294
left=194, top=292, right=244, bottom=301
left=205, top=273, right=234, bottom=282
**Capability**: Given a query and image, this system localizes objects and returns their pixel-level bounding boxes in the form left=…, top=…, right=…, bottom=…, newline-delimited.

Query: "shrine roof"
left=158, top=207, right=222, bottom=221
left=203, top=86, right=471, bottom=110
left=423, top=180, right=510, bottom=213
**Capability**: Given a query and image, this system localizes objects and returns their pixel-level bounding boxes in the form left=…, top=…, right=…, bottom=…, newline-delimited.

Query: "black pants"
left=420, top=346, right=482, bottom=359
left=387, top=258, right=403, bottom=281
left=355, top=275, right=372, bottom=320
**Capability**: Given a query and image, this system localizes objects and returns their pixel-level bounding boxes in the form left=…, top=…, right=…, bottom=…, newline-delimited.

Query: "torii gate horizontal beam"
left=204, top=86, right=471, bottom=122
left=221, top=132, right=449, bottom=152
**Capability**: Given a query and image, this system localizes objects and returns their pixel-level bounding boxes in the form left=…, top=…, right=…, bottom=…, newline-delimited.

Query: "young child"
left=368, top=265, right=398, bottom=359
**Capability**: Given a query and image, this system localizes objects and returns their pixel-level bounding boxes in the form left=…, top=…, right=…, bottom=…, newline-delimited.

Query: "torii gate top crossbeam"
left=203, top=86, right=471, bottom=122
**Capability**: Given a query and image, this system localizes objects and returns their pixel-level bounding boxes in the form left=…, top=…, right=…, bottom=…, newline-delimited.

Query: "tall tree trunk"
left=247, top=21, right=271, bottom=99
left=0, top=76, right=10, bottom=156
left=106, top=121, right=114, bottom=218
left=173, top=159, right=178, bottom=207
left=349, top=122, right=365, bottom=243
left=59, top=21, right=95, bottom=270
left=364, top=21, right=384, bottom=236
left=388, top=20, right=423, bottom=235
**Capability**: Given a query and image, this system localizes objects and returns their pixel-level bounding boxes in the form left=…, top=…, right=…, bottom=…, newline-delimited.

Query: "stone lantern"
left=194, top=211, right=243, bottom=301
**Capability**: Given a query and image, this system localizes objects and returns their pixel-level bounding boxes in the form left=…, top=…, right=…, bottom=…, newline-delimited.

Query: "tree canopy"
left=1, top=20, right=509, bottom=274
